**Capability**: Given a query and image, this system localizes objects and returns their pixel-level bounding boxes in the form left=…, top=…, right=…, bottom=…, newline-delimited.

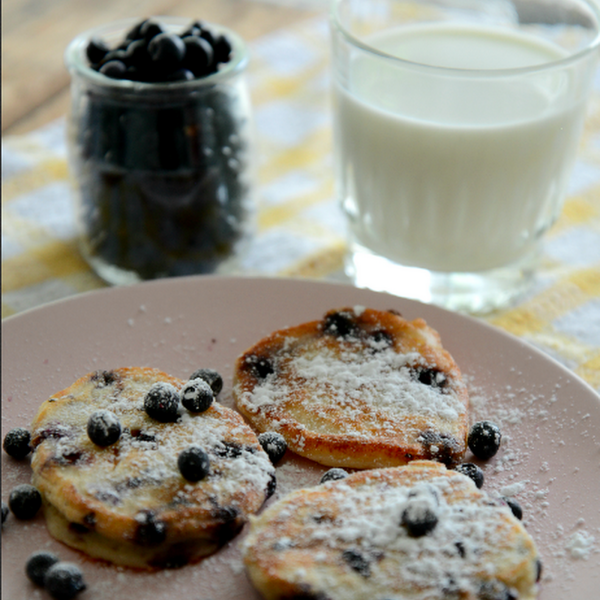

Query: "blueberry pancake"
left=29, top=367, right=275, bottom=570
left=233, top=307, right=469, bottom=469
left=243, top=461, right=541, bottom=600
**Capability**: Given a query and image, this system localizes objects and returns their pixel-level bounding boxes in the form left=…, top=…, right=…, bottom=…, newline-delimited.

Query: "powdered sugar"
left=566, top=530, right=597, bottom=560
left=238, top=336, right=466, bottom=434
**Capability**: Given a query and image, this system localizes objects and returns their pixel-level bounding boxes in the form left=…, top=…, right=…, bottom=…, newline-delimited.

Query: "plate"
left=2, top=275, right=599, bottom=599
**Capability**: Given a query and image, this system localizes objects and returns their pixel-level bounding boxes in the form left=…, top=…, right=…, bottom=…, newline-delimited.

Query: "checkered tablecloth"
left=2, top=15, right=600, bottom=391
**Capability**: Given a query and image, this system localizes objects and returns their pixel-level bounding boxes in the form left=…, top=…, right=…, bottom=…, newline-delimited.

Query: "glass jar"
left=65, top=17, right=253, bottom=284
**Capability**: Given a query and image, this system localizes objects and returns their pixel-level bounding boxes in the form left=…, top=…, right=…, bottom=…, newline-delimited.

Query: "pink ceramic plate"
left=2, top=276, right=599, bottom=599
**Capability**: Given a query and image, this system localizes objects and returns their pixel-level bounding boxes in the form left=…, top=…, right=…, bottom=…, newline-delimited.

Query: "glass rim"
left=330, top=0, right=600, bottom=77
left=64, top=16, right=249, bottom=92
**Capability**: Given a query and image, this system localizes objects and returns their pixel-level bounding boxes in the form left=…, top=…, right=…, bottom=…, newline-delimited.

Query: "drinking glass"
left=331, top=0, right=600, bottom=313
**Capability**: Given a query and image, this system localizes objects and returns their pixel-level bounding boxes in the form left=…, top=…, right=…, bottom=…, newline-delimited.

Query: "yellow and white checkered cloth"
left=2, top=16, right=600, bottom=391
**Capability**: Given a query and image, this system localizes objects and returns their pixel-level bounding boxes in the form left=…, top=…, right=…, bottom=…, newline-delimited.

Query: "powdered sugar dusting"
left=566, top=530, right=597, bottom=559
left=465, top=374, right=600, bottom=588
left=238, top=338, right=467, bottom=436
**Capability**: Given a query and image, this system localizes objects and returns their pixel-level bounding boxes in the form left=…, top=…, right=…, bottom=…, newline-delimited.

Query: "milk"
left=334, top=24, right=587, bottom=272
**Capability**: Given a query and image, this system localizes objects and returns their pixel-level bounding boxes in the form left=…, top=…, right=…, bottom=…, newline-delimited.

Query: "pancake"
left=243, top=460, right=541, bottom=600
left=29, top=367, right=275, bottom=569
left=233, top=307, right=469, bottom=468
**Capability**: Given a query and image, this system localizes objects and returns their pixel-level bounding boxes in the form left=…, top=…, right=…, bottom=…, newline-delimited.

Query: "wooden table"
left=2, top=0, right=320, bottom=135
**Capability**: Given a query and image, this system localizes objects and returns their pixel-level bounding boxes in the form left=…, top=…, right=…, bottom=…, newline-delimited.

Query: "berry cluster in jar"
left=86, top=18, right=232, bottom=82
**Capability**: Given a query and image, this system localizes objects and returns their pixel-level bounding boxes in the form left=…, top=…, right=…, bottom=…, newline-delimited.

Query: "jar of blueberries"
left=65, top=17, right=253, bottom=284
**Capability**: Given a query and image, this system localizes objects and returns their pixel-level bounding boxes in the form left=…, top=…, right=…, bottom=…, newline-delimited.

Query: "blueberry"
left=244, top=355, right=274, bottom=379
left=99, top=60, right=127, bottom=79
left=501, top=496, right=523, bottom=520
left=535, top=558, right=543, bottom=582
left=178, top=446, right=210, bottom=482
left=182, top=36, right=214, bottom=76
left=342, top=548, right=371, bottom=577
left=87, top=410, right=121, bottom=446
left=478, top=580, right=518, bottom=600
left=86, top=37, right=110, bottom=65
left=124, top=38, right=152, bottom=69
left=189, top=368, right=223, bottom=395
left=199, top=28, right=217, bottom=47
left=166, top=68, right=195, bottom=82
left=320, top=468, right=349, bottom=484
left=44, top=562, right=86, bottom=599
left=369, top=330, right=394, bottom=351
left=323, top=311, right=359, bottom=338
left=181, top=20, right=204, bottom=38
left=412, top=367, right=447, bottom=389
left=148, top=32, right=186, bottom=68
left=181, top=378, right=213, bottom=413
left=258, top=432, right=287, bottom=464
left=125, top=19, right=148, bottom=41
left=1, top=501, right=8, bottom=525
left=401, top=501, right=438, bottom=537
left=8, top=484, right=42, bottom=520
left=213, top=34, right=232, bottom=64
left=3, top=427, right=31, bottom=459
left=135, top=511, right=166, bottom=545
left=101, top=49, right=128, bottom=65
left=25, top=551, right=60, bottom=586
left=454, top=463, right=485, bottom=489
left=468, top=421, right=502, bottom=460
left=140, top=19, right=165, bottom=41
left=144, top=382, right=181, bottom=422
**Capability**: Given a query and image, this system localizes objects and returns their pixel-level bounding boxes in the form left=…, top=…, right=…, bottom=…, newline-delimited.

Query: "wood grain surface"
left=2, top=0, right=319, bottom=135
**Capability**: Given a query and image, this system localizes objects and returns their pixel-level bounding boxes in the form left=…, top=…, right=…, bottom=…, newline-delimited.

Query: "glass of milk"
left=331, top=0, right=600, bottom=313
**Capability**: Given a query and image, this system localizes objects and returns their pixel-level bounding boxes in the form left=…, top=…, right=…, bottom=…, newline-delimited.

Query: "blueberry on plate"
left=25, top=551, right=60, bottom=586
left=401, top=500, right=438, bottom=537
left=454, top=463, right=484, bottom=489
left=87, top=409, right=121, bottom=446
left=178, top=446, right=210, bottom=482
left=189, top=368, right=223, bottom=396
left=44, top=562, right=86, bottom=600
left=181, top=378, right=213, bottom=413
left=468, top=421, right=502, bottom=460
left=320, top=468, right=349, bottom=484
left=3, top=427, right=31, bottom=459
left=8, top=484, right=42, bottom=520
left=144, top=382, right=181, bottom=422
left=258, top=432, right=287, bottom=464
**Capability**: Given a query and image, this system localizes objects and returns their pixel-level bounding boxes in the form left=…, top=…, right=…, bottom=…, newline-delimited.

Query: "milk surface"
left=335, top=24, right=586, bottom=272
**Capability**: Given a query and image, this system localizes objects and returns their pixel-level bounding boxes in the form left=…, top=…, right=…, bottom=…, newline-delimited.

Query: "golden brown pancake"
left=30, top=367, right=275, bottom=569
left=243, top=461, right=540, bottom=600
left=233, top=307, right=469, bottom=468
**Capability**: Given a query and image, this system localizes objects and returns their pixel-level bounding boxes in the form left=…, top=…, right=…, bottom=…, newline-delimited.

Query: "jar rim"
left=64, top=16, right=249, bottom=91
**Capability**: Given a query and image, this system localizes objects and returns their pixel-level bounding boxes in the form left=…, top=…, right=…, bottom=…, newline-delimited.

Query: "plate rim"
left=3, top=274, right=599, bottom=400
